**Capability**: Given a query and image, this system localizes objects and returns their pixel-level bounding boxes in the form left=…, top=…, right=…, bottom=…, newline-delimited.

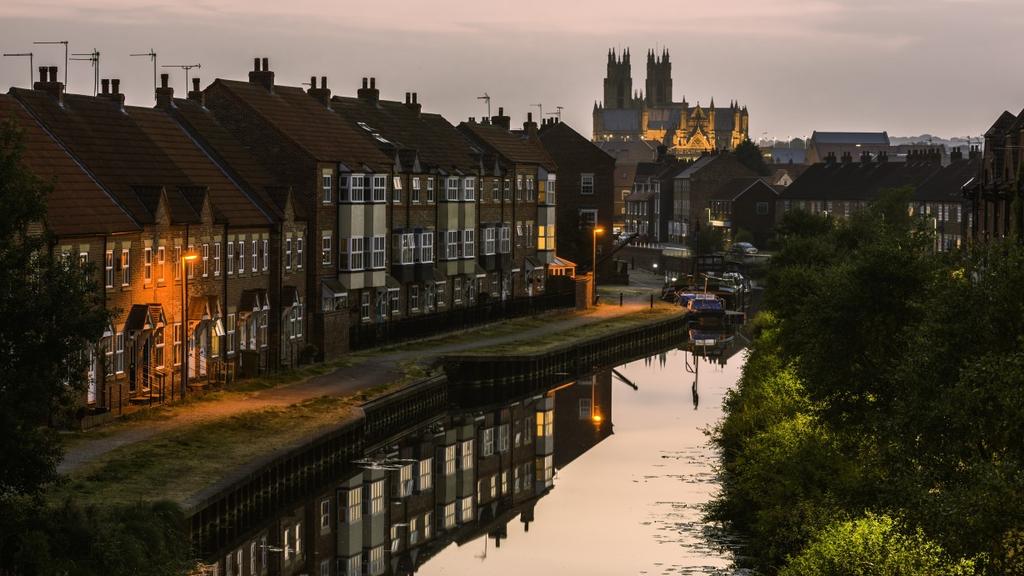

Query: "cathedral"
left=592, top=48, right=750, bottom=158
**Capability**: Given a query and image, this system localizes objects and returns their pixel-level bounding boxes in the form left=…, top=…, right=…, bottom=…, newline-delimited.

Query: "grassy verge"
left=457, top=304, right=683, bottom=356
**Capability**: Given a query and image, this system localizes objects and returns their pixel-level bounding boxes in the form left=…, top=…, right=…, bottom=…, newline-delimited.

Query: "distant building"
left=595, top=139, right=657, bottom=228
left=538, top=119, right=616, bottom=277
left=765, top=147, right=807, bottom=165
left=806, top=131, right=891, bottom=164
left=967, top=108, right=1023, bottom=241
left=592, top=48, right=750, bottom=159
left=706, top=178, right=780, bottom=247
left=670, top=153, right=758, bottom=244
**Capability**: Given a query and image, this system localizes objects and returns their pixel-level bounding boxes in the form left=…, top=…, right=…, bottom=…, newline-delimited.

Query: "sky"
left=1, top=0, right=1021, bottom=141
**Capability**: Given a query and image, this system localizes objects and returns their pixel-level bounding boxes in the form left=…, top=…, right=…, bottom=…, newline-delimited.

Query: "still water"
left=206, top=341, right=746, bottom=576
left=419, top=347, right=745, bottom=576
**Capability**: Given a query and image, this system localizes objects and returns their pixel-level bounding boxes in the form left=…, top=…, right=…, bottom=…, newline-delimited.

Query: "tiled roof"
left=782, top=160, right=941, bottom=201
left=811, top=131, right=890, bottom=146
left=708, top=177, right=776, bottom=201
left=211, top=80, right=392, bottom=171
left=330, top=96, right=480, bottom=173
left=985, top=111, right=1018, bottom=137
left=458, top=121, right=556, bottom=171
left=674, top=154, right=717, bottom=178
left=0, top=94, right=138, bottom=236
left=914, top=158, right=982, bottom=202
left=538, top=121, right=615, bottom=167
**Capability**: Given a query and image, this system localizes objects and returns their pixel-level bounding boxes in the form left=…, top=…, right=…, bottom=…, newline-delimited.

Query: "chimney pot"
left=527, top=112, right=533, bottom=122
left=160, top=73, right=169, bottom=88
left=38, top=66, right=47, bottom=83
left=192, top=77, right=200, bottom=91
left=254, top=57, right=261, bottom=71
left=48, top=66, right=58, bottom=82
left=111, top=78, right=120, bottom=94
left=412, top=92, right=417, bottom=104
left=370, top=77, right=376, bottom=89
left=405, top=92, right=410, bottom=104
left=498, top=106, right=503, bottom=116
left=321, top=76, right=327, bottom=89
left=310, top=76, right=316, bottom=88
left=261, top=57, right=269, bottom=71
left=101, top=79, right=110, bottom=94
left=362, top=77, right=368, bottom=89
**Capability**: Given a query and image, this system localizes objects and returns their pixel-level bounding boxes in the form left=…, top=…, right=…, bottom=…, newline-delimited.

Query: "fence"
left=348, top=290, right=575, bottom=350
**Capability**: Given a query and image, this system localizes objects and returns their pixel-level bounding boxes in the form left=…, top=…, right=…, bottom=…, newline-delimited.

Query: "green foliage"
left=733, top=139, right=771, bottom=176
left=780, top=514, right=977, bottom=576
left=733, top=228, right=754, bottom=245
left=693, top=225, right=725, bottom=255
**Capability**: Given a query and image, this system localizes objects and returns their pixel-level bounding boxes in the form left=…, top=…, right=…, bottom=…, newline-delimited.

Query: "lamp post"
left=181, top=251, right=199, bottom=398
left=591, top=226, right=604, bottom=305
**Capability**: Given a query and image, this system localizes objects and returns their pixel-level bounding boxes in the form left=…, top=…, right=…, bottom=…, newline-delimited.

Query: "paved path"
left=59, top=294, right=661, bottom=474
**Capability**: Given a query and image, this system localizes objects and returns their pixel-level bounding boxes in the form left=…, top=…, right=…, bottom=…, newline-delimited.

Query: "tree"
left=733, top=139, right=771, bottom=176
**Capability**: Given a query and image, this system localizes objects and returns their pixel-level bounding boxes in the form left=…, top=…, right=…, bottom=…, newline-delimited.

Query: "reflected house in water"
left=209, top=371, right=618, bottom=576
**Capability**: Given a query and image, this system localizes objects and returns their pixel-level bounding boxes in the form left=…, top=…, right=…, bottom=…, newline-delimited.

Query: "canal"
left=199, top=335, right=746, bottom=576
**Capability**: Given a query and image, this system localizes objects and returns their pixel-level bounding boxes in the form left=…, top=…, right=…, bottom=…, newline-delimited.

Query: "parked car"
left=731, top=242, right=758, bottom=255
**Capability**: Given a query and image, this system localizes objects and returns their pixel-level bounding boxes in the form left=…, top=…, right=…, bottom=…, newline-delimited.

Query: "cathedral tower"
left=645, top=49, right=672, bottom=107
left=603, top=48, right=633, bottom=109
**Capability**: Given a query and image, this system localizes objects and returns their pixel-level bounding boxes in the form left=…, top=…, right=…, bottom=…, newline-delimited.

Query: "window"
left=503, top=178, right=511, bottom=201
left=369, top=480, right=385, bottom=515
left=388, top=289, right=399, bottom=315
left=463, top=176, right=475, bottom=201
left=459, top=496, right=473, bottom=522
left=120, top=248, right=130, bottom=286
left=579, top=398, right=592, bottom=419
left=343, top=555, right=361, bottom=576
left=344, top=488, right=362, bottom=523
left=463, top=229, right=475, bottom=258
left=538, top=223, right=555, bottom=250
left=360, top=292, right=371, bottom=320
left=419, top=232, right=433, bottom=263
left=756, top=201, right=769, bottom=215
left=498, top=424, right=509, bottom=452
left=444, top=444, right=456, bottom=476
left=347, top=237, right=365, bottom=270
left=371, top=236, right=385, bottom=269
left=409, top=517, right=419, bottom=545
left=444, top=502, right=456, bottom=529
left=228, top=240, right=235, bottom=274
left=259, top=309, right=269, bottom=349
left=501, top=470, right=509, bottom=495
left=320, top=499, right=331, bottom=533
left=581, top=173, right=594, bottom=195
left=418, top=457, right=432, bottom=491
left=372, top=174, right=387, bottom=202
left=426, top=177, right=435, bottom=203
left=227, top=314, right=236, bottom=355
left=212, top=243, right=220, bottom=276
left=399, top=233, right=415, bottom=265
left=483, top=227, right=496, bottom=255
left=392, top=176, right=402, bottom=203
left=321, top=232, right=332, bottom=265
left=580, top=209, right=598, bottom=227
left=424, top=511, right=433, bottom=540
left=250, top=543, right=257, bottom=576
left=482, top=428, right=494, bottom=457
left=320, top=560, right=330, bottom=576
left=523, top=415, right=533, bottom=443
left=491, top=179, right=500, bottom=202
left=436, top=282, right=446, bottom=307
left=283, top=528, right=291, bottom=561
left=516, top=175, right=523, bottom=201
left=398, top=464, right=413, bottom=498
left=297, top=237, right=304, bottom=269
left=499, top=225, right=511, bottom=254
left=446, top=230, right=459, bottom=260
left=412, top=177, right=421, bottom=203
left=173, top=323, right=183, bottom=365
left=350, top=174, right=366, bottom=202
left=285, top=238, right=292, bottom=271
left=154, top=327, right=165, bottom=368
left=144, top=247, right=153, bottom=283
left=173, top=246, right=182, bottom=280
left=368, top=545, right=384, bottom=576
left=294, top=522, right=302, bottom=556
left=186, top=244, right=196, bottom=279
left=537, top=410, right=553, bottom=438
left=460, top=439, right=473, bottom=470
left=114, top=332, right=125, bottom=374
left=446, top=177, right=459, bottom=201
left=251, top=240, right=258, bottom=272
left=410, top=285, right=420, bottom=310
left=237, top=241, right=245, bottom=274
left=453, top=277, right=462, bottom=303
left=545, top=177, right=556, bottom=205
left=322, top=171, right=333, bottom=204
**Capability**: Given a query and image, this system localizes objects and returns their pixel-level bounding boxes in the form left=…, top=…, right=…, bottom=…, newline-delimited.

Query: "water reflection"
left=203, top=334, right=745, bottom=576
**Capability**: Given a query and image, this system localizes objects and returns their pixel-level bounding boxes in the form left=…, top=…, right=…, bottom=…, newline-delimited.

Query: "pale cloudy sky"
left=1, top=0, right=1020, bottom=140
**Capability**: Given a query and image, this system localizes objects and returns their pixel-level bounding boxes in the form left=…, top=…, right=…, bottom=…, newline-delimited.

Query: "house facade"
left=706, top=178, right=780, bottom=247
left=968, top=109, right=1022, bottom=241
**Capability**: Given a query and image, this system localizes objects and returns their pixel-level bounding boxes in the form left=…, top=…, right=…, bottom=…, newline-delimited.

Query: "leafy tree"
left=733, top=139, right=771, bottom=176
left=781, top=514, right=977, bottom=576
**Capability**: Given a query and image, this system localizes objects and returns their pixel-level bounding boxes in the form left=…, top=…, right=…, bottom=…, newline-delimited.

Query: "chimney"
left=950, top=147, right=963, bottom=162
left=824, top=151, right=837, bottom=166
left=101, top=78, right=109, bottom=95
left=968, top=145, right=981, bottom=160
left=841, top=151, right=852, bottom=164
left=156, top=73, right=174, bottom=108
left=307, top=75, right=331, bottom=107
left=357, top=76, right=380, bottom=104
left=404, top=91, right=421, bottom=115
left=188, top=77, right=205, bottom=105
left=491, top=106, right=511, bottom=129
left=248, top=57, right=275, bottom=92
left=34, top=66, right=64, bottom=102
left=523, top=112, right=539, bottom=138
left=100, top=78, right=126, bottom=108
left=860, top=150, right=872, bottom=164
left=878, top=151, right=888, bottom=163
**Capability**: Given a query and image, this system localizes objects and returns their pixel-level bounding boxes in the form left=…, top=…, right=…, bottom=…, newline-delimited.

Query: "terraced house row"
left=5, top=59, right=567, bottom=417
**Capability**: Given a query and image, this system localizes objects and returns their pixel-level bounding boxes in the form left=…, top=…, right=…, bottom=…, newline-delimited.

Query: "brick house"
left=706, top=177, right=779, bottom=247
left=202, top=58, right=394, bottom=360
left=459, top=112, right=558, bottom=297
left=670, top=152, right=758, bottom=246
left=538, top=119, right=616, bottom=278
left=968, top=109, right=1022, bottom=241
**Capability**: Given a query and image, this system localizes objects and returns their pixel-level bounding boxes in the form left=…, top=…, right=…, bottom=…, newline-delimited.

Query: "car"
left=731, top=242, right=758, bottom=255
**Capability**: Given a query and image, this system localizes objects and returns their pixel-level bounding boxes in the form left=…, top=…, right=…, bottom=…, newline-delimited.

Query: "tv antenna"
left=2, top=52, right=32, bottom=87
left=70, top=49, right=99, bottom=96
left=546, top=105, right=563, bottom=122
left=477, top=92, right=490, bottom=117
left=33, top=40, right=68, bottom=88
left=130, top=49, right=158, bottom=100
left=162, top=63, right=201, bottom=88
left=531, top=103, right=543, bottom=122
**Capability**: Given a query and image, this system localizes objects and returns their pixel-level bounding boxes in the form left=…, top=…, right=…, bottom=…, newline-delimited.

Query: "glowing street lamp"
left=181, top=251, right=199, bottom=398
left=592, top=226, right=604, bottom=305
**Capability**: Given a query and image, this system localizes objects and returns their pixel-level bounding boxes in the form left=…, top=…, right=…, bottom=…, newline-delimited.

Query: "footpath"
left=59, top=288, right=668, bottom=477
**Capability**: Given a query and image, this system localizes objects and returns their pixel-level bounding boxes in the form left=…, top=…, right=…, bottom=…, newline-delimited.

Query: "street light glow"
left=183, top=252, right=199, bottom=262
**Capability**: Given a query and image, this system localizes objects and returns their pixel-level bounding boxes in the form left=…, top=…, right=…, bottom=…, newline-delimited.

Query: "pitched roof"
left=0, top=94, right=138, bottom=236
left=782, top=160, right=941, bottom=201
left=330, top=96, right=480, bottom=173
left=674, top=154, right=717, bottom=178
left=708, top=177, right=777, bottom=201
left=985, top=111, right=1018, bottom=138
left=595, top=139, right=657, bottom=163
left=810, top=131, right=890, bottom=146
left=538, top=121, right=615, bottom=167
left=210, top=79, right=392, bottom=171
left=914, top=158, right=982, bottom=202
left=458, top=121, right=557, bottom=171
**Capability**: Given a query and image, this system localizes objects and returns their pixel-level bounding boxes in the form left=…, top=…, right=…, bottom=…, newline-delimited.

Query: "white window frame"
left=350, top=174, right=366, bottom=203
left=499, top=225, right=511, bottom=254
left=371, top=174, right=387, bottom=203
left=581, top=172, right=595, bottom=195
left=371, top=236, right=385, bottom=269
left=322, top=171, right=333, bottom=204
left=463, top=229, right=475, bottom=259
left=321, top=232, right=332, bottom=265
left=419, top=232, right=433, bottom=263
left=411, top=176, right=421, bottom=203
left=463, top=176, right=475, bottom=201
left=484, top=227, right=496, bottom=255
left=120, top=248, right=130, bottom=286
left=446, top=177, right=459, bottom=201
